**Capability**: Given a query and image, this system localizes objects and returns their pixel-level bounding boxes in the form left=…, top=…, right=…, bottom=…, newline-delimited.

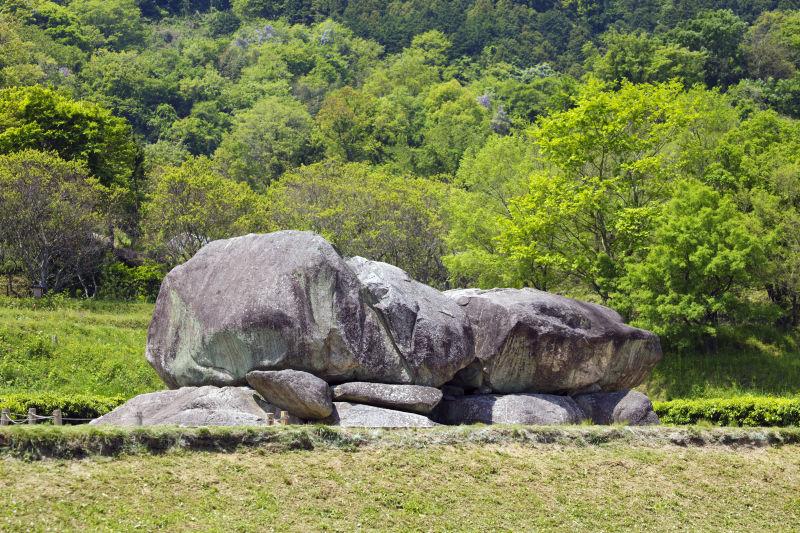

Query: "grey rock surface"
left=573, top=390, right=660, bottom=426
left=246, top=369, right=333, bottom=419
left=324, top=402, right=438, bottom=427
left=445, top=288, right=662, bottom=394
left=331, top=382, right=443, bottom=414
left=91, top=386, right=278, bottom=426
left=435, top=393, right=586, bottom=425
left=347, top=257, right=474, bottom=387
left=147, top=232, right=474, bottom=389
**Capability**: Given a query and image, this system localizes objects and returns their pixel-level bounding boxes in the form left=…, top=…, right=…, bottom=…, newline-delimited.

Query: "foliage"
left=654, top=396, right=800, bottom=427
left=142, top=157, right=266, bottom=265
left=621, top=180, right=766, bottom=347
left=96, top=260, right=164, bottom=302
left=267, top=161, right=450, bottom=286
left=0, top=392, right=124, bottom=420
left=0, top=86, right=137, bottom=188
left=590, top=30, right=707, bottom=85
left=0, top=150, right=107, bottom=293
left=493, top=81, right=690, bottom=298
left=214, top=95, right=314, bottom=188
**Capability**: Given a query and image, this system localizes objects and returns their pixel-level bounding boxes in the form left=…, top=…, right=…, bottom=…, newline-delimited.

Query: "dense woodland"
left=1, top=0, right=800, bottom=352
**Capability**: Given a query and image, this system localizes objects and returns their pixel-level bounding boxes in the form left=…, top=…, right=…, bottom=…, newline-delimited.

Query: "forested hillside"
left=2, top=0, right=800, bottom=358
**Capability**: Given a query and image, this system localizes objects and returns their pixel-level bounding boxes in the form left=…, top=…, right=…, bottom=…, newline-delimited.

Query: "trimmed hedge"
left=0, top=393, right=126, bottom=422
left=654, top=397, right=800, bottom=427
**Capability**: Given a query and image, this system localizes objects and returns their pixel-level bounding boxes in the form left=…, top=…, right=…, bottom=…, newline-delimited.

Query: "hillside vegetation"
left=2, top=1, right=800, bottom=373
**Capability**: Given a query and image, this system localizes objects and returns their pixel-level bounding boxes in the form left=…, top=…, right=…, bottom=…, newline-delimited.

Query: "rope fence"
left=0, top=408, right=96, bottom=426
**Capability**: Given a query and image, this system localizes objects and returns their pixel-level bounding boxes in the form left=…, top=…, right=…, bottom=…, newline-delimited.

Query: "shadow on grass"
left=641, top=328, right=800, bottom=400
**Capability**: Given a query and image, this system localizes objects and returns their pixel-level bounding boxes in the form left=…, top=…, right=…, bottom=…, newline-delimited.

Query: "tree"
left=417, top=79, right=490, bottom=175
left=668, top=9, right=747, bottom=87
left=591, top=30, right=706, bottom=86
left=621, top=180, right=765, bottom=349
left=0, top=86, right=137, bottom=189
left=0, top=150, right=107, bottom=294
left=266, top=161, right=450, bottom=286
left=495, top=81, right=691, bottom=301
left=214, top=95, right=314, bottom=189
left=314, top=86, right=382, bottom=162
left=743, top=10, right=800, bottom=80
left=66, top=0, right=146, bottom=50
left=444, top=134, right=537, bottom=288
left=141, top=157, right=267, bottom=266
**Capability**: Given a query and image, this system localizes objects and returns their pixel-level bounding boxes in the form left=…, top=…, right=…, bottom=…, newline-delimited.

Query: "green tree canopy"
left=622, top=180, right=766, bottom=349
left=0, top=149, right=106, bottom=293
left=266, top=161, right=450, bottom=286
left=0, top=85, right=137, bottom=189
left=141, top=157, right=266, bottom=266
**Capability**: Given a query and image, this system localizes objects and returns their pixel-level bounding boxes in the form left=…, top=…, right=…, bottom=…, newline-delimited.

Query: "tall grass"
left=0, top=295, right=163, bottom=397
left=641, top=326, right=800, bottom=400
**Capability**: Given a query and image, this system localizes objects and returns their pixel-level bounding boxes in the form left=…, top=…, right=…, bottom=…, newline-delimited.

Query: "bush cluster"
left=654, top=397, right=800, bottom=427
left=0, top=393, right=126, bottom=422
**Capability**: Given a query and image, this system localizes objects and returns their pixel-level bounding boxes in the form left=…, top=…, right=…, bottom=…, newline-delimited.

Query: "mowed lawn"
left=1, top=444, right=799, bottom=532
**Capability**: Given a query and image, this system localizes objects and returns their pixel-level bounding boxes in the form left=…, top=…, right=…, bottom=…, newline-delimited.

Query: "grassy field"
left=0, top=296, right=162, bottom=397
left=1, top=436, right=798, bottom=531
left=1, top=295, right=799, bottom=401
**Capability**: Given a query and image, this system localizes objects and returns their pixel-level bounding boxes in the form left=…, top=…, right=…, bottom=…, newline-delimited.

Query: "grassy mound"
left=1, top=425, right=799, bottom=460
left=0, top=432, right=798, bottom=531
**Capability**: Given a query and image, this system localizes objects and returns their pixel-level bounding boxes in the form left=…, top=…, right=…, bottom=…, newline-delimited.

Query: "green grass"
left=0, top=295, right=162, bottom=397
left=641, top=329, right=800, bottom=401
left=0, top=429, right=798, bottom=531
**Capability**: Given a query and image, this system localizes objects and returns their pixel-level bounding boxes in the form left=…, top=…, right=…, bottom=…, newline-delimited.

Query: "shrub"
left=97, top=260, right=164, bottom=302
left=654, top=396, right=800, bottom=427
left=0, top=393, right=126, bottom=423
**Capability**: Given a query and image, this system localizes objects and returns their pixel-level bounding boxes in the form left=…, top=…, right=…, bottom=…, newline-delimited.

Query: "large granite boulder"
left=445, top=288, right=662, bottom=394
left=331, top=382, right=443, bottom=415
left=324, top=402, right=438, bottom=427
left=246, top=369, right=333, bottom=419
left=91, top=386, right=277, bottom=427
left=147, top=232, right=474, bottom=389
left=573, top=390, right=659, bottom=426
left=347, top=257, right=474, bottom=387
left=435, top=393, right=586, bottom=425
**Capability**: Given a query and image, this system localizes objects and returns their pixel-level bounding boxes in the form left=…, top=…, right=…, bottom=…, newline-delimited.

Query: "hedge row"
left=0, top=393, right=126, bottom=422
left=654, top=397, right=800, bottom=427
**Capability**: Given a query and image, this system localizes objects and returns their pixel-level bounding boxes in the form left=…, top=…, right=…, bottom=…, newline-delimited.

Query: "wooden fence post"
left=0, top=409, right=9, bottom=426
left=53, top=409, right=62, bottom=426
left=28, top=408, right=36, bottom=425
left=279, top=411, right=289, bottom=426
left=266, top=413, right=275, bottom=426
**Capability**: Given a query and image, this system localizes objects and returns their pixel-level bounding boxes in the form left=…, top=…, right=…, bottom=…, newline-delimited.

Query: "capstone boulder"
left=146, top=231, right=474, bottom=389
left=445, top=288, right=663, bottom=394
